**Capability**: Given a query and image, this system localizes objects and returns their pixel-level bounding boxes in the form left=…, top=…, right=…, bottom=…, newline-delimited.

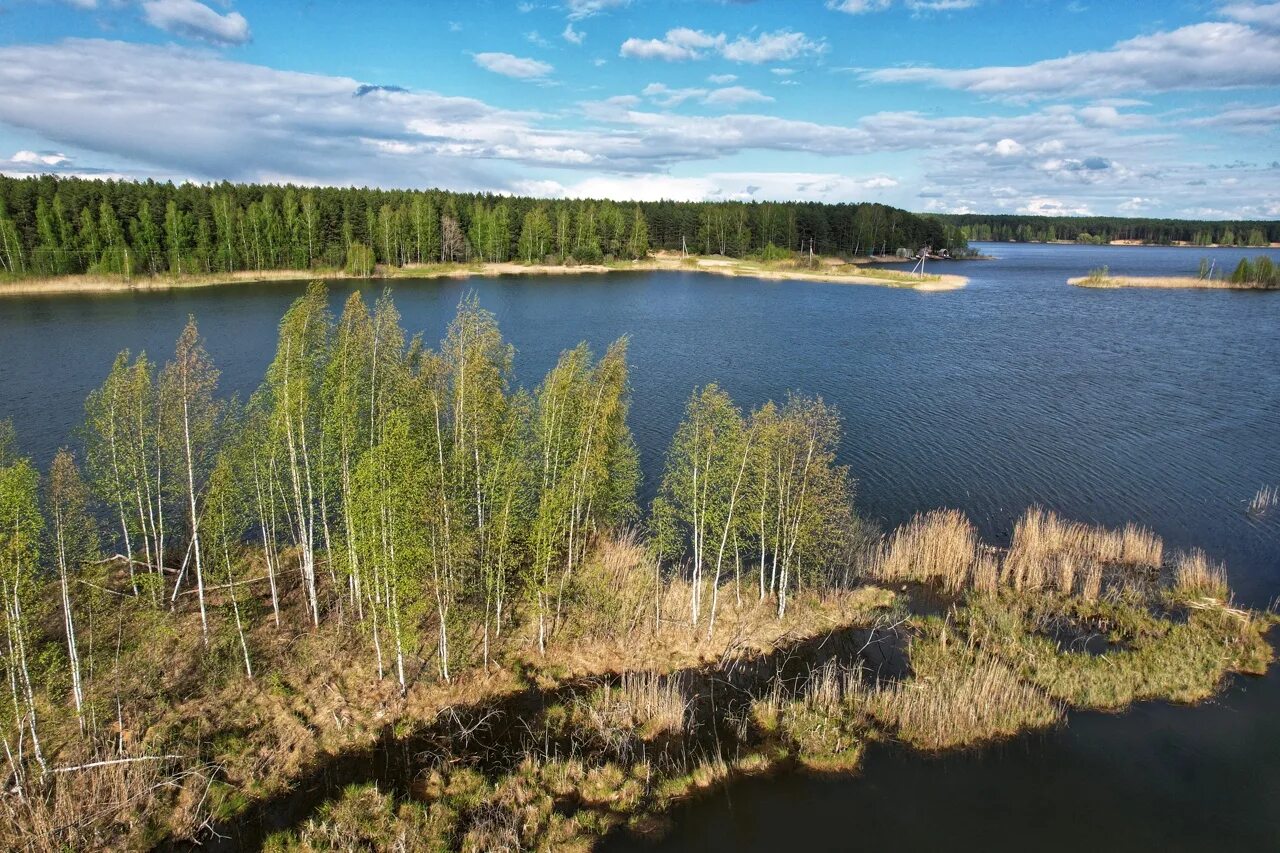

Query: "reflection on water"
left=1, top=242, right=1278, bottom=848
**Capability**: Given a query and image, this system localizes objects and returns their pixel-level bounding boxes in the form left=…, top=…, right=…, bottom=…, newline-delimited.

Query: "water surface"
left=1, top=241, right=1278, bottom=847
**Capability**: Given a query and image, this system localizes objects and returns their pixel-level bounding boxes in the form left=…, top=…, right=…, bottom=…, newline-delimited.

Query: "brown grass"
left=854, top=627, right=1063, bottom=750
left=870, top=509, right=979, bottom=592
left=1171, top=549, right=1229, bottom=602
left=1003, top=507, right=1161, bottom=599
left=1068, top=274, right=1272, bottom=290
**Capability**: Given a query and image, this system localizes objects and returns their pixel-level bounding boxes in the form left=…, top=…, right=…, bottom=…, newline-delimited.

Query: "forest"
left=0, top=286, right=1271, bottom=850
left=0, top=175, right=959, bottom=278
left=937, top=213, right=1280, bottom=246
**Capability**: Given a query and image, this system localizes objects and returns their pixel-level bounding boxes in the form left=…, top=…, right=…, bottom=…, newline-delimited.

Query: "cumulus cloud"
left=562, top=23, right=585, bottom=44
left=864, top=21, right=1280, bottom=97
left=640, top=82, right=773, bottom=108
left=473, top=52, right=553, bottom=79
left=141, top=0, right=251, bottom=46
left=707, top=73, right=737, bottom=84
left=1, top=38, right=1275, bottom=217
left=620, top=28, right=824, bottom=63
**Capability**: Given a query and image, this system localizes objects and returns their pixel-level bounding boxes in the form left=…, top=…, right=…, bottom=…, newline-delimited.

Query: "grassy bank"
left=0, top=253, right=966, bottom=298
left=5, top=510, right=1270, bottom=851
left=1070, top=274, right=1277, bottom=291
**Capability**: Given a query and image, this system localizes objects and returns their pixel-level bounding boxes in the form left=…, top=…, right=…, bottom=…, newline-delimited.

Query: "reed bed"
left=869, top=509, right=980, bottom=592
left=854, top=636, right=1062, bottom=750
left=1171, top=549, right=1229, bottom=602
left=1248, top=484, right=1278, bottom=519
left=1002, top=507, right=1161, bottom=599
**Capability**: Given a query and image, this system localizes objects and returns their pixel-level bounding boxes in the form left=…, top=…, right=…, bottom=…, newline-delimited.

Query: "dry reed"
left=871, top=509, right=979, bottom=592
left=855, top=647, right=1062, bottom=750
left=1003, top=507, right=1161, bottom=599
left=1248, top=485, right=1278, bottom=519
left=1172, top=549, right=1229, bottom=601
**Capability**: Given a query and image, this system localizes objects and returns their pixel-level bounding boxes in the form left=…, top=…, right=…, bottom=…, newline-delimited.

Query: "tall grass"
left=1002, top=507, right=1161, bottom=599
left=1248, top=485, right=1278, bottom=519
left=870, top=509, right=979, bottom=592
left=854, top=633, right=1062, bottom=750
left=1172, top=549, right=1229, bottom=601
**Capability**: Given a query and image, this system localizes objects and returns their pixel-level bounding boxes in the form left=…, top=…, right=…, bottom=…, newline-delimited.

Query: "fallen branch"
left=51, top=755, right=182, bottom=774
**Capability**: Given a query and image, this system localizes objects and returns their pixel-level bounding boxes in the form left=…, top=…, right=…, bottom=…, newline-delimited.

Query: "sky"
left=0, top=0, right=1277, bottom=219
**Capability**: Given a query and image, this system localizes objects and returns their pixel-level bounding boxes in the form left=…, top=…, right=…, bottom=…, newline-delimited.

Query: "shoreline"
left=0, top=255, right=967, bottom=297
left=1069, top=274, right=1277, bottom=291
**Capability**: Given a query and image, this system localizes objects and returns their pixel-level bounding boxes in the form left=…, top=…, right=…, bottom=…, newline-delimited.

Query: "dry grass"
left=1171, top=549, right=1229, bottom=602
left=853, top=626, right=1062, bottom=750
left=869, top=509, right=980, bottom=592
left=1068, top=274, right=1272, bottom=290
left=0, top=752, right=212, bottom=851
left=1003, top=507, right=1161, bottom=599
left=579, top=671, right=690, bottom=748
left=1248, top=485, right=1278, bottom=519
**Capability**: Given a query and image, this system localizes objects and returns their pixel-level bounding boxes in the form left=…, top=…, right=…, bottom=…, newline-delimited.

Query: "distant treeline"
left=0, top=175, right=960, bottom=277
left=936, top=214, right=1279, bottom=247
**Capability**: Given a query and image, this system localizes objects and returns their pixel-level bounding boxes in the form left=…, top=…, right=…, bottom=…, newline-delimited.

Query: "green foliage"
left=941, top=212, right=1279, bottom=246
left=0, top=175, right=966, bottom=280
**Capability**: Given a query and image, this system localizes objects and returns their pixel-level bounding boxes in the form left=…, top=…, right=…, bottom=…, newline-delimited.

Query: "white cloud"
left=566, top=0, right=629, bottom=20
left=1118, top=196, right=1156, bottom=211
left=473, top=52, right=554, bottom=79
left=562, top=22, right=585, bottom=44
left=865, top=21, right=1280, bottom=97
left=1186, top=103, right=1280, bottom=132
left=828, top=0, right=981, bottom=13
left=702, top=85, right=774, bottom=106
left=707, top=73, right=737, bottom=84
left=1017, top=197, right=1092, bottom=216
left=721, top=31, right=825, bottom=63
left=1220, top=2, right=1280, bottom=31
left=518, top=170, right=900, bottom=202
left=2, top=38, right=1276, bottom=218
left=140, top=0, right=251, bottom=46
left=975, top=137, right=1025, bottom=157
left=621, top=28, right=823, bottom=64
left=640, top=82, right=772, bottom=108
left=10, top=150, right=72, bottom=166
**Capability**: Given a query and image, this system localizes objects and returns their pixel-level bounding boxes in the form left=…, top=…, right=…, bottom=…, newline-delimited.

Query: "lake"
left=2, top=241, right=1279, bottom=847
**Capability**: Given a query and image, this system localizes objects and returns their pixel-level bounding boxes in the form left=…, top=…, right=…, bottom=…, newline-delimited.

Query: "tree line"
left=0, top=175, right=961, bottom=278
left=937, top=213, right=1279, bottom=247
left=0, top=285, right=857, bottom=784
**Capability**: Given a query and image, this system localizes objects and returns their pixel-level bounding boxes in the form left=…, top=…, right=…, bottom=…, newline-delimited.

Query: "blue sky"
left=1, top=0, right=1277, bottom=218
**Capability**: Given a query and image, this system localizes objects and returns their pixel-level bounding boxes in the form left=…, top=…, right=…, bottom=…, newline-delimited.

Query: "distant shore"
left=0, top=253, right=967, bottom=297
left=1068, top=274, right=1277, bottom=291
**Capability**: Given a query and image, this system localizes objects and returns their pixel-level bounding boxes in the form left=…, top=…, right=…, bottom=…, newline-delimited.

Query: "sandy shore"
left=1069, top=275, right=1276, bottom=291
left=1, top=255, right=967, bottom=298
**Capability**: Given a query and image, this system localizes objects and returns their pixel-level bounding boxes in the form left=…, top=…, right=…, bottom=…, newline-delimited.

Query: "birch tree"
left=160, top=318, right=222, bottom=638
left=46, top=449, right=95, bottom=728
left=0, top=434, right=46, bottom=778
left=262, top=283, right=332, bottom=625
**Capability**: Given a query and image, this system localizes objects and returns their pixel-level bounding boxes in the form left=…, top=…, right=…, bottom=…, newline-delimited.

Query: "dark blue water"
left=1, top=242, right=1278, bottom=849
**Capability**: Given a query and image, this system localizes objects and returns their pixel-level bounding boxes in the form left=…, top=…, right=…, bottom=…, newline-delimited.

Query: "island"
left=1070, top=257, right=1279, bottom=290
left=0, top=285, right=1268, bottom=850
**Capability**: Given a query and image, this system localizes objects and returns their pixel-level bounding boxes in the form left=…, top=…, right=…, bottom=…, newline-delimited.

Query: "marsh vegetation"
left=0, top=286, right=1271, bottom=850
